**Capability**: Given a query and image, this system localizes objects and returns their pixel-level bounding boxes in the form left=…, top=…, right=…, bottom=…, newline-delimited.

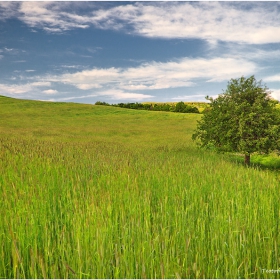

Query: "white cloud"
left=61, top=65, right=82, bottom=69
left=42, top=89, right=58, bottom=95
left=2, top=2, right=280, bottom=44
left=98, top=89, right=154, bottom=100
left=49, top=56, right=256, bottom=91
left=271, top=89, right=280, bottom=101
left=90, top=2, right=280, bottom=44
left=218, top=45, right=280, bottom=62
left=0, top=2, right=20, bottom=20
left=0, top=83, right=32, bottom=95
left=0, top=54, right=257, bottom=101
left=75, top=84, right=102, bottom=90
left=30, top=81, right=51, bottom=87
left=264, top=75, right=280, bottom=82
left=4, top=47, right=13, bottom=52
left=57, top=67, right=120, bottom=90
left=0, top=81, right=52, bottom=96
left=44, top=92, right=152, bottom=102
left=171, top=94, right=207, bottom=101
left=18, top=2, right=90, bottom=32
left=58, top=95, right=96, bottom=101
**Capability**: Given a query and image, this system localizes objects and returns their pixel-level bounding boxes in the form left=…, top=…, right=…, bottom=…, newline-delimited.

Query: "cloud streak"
left=264, top=75, right=280, bottom=82
left=0, top=55, right=257, bottom=101
left=2, top=2, right=280, bottom=44
left=89, top=2, right=280, bottom=44
left=53, top=56, right=257, bottom=90
left=18, top=2, right=90, bottom=32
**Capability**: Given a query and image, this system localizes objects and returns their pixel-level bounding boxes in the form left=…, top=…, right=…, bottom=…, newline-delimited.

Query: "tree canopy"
left=192, top=75, right=280, bottom=165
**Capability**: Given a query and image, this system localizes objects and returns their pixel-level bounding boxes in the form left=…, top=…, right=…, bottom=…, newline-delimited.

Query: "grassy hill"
left=0, top=95, right=199, bottom=145
left=1, top=96, right=280, bottom=278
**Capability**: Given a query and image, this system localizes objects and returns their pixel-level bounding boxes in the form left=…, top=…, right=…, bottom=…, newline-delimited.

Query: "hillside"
left=0, top=95, right=200, bottom=146
left=1, top=96, right=280, bottom=278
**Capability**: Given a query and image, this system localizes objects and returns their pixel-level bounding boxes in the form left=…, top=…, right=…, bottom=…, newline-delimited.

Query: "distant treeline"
left=95, top=101, right=200, bottom=113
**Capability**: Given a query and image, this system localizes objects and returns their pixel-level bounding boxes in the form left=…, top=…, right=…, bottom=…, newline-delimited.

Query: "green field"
left=1, top=95, right=280, bottom=278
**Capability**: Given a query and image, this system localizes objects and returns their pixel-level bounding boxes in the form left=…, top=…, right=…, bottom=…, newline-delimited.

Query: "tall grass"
left=0, top=96, right=279, bottom=278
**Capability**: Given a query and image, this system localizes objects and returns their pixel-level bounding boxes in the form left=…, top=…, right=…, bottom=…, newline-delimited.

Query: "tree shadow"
left=228, top=153, right=280, bottom=171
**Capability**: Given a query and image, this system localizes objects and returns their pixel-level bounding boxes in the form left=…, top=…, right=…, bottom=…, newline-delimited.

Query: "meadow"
left=0, top=95, right=280, bottom=278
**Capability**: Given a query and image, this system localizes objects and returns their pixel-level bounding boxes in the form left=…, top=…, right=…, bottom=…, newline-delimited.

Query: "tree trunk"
left=244, top=154, right=250, bottom=165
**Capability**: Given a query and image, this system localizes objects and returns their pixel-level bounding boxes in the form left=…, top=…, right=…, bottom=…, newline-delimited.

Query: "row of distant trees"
left=95, top=101, right=200, bottom=113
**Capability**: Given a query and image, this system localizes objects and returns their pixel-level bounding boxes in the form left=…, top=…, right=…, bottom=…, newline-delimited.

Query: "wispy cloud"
left=264, top=75, right=280, bottom=82
left=2, top=2, right=280, bottom=44
left=30, top=81, right=51, bottom=87
left=0, top=83, right=33, bottom=95
left=43, top=91, right=153, bottom=102
left=56, top=67, right=119, bottom=90
left=4, top=47, right=14, bottom=52
left=90, top=2, right=280, bottom=44
left=45, top=94, right=98, bottom=102
left=97, top=90, right=154, bottom=100
left=0, top=81, right=51, bottom=95
left=0, top=2, right=20, bottom=20
left=50, top=56, right=256, bottom=91
left=61, top=65, right=84, bottom=69
left=0, top=55, right=257, bottom=101
left=0, top=47, right=23, bottom=59
left=18, top=2, right=90, bottom=32
left=271, top=89, right=280, bottom=100
left=42, top=89, right=58, bottom=95
left=171, top=94, right=208, bottom=101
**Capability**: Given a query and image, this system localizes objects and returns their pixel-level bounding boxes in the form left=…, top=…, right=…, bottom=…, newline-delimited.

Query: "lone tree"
left=192, top=75, right=280, bottom=165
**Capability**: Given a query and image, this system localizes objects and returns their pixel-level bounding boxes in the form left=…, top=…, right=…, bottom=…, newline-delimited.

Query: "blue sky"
left=1, top=1, right=280, bottom=104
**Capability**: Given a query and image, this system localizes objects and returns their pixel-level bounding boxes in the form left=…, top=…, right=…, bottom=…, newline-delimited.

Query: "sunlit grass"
left=1, top=96, right=279, bottom=278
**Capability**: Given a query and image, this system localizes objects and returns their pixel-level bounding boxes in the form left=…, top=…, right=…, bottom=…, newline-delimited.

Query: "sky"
left=1, top=1, right=280, bottom=104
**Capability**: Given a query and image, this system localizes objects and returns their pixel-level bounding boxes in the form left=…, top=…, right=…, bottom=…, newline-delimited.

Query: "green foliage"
left=173, top=101, right=200, bottom=113
left=95, top=101, right=200, bottom=114
left=175, top=101, right=186, bottom=112
left=95, top=101, right=110, bottom=106
left=193, top=76, right=280, bottom=164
